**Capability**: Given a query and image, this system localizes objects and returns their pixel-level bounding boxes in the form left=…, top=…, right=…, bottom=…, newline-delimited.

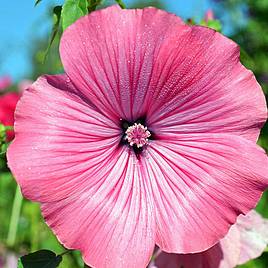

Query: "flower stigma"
left=125, top=123, right=151, bottom=148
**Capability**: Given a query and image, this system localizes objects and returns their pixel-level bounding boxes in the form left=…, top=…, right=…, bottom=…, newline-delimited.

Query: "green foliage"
left=219, top=0, right=268, bottom=96
left=79, top=0, right=89, bottom=14
left=31, top=28, right=62, bottom=80
left=87, top=0, right=102, bottom=12
left=128, top=0, right=164, bottom=9
left=18, top=259, right=24, bottom=268
left=19, top=250, right=62, bottom=268
left=34, top=0, right=42, bottom=7
left=0, top=124, right=7, bottom=154
left=237, top=253, right=268, bottom=268
left=115, top=0, right=126, bottom=9
left=43, top=6, right=62, bottom=63
left=0, top=124, right=12, bottom=155
left=62, top=0, right=88, bottom=31
left=43, top=0, right=108, bottom=59
left=200, top=19, right=222, bottom=32
left=256, top=190, right=268, bottom=218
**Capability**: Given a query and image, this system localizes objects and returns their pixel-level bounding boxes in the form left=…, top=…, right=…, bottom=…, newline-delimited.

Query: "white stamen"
left=125, top=123, right=151, bottom=148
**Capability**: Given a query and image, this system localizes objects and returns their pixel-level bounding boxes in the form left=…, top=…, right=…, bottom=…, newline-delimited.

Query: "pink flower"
left=0, top=92, right=20, bottom=141
left=18, top=79, right=33, bottom=93
left=0, top=76, right=12, bottom=92
left=152, top=210, right=268, bottom=268
left=204, top=9, right=215, bottom=22
left=7, top=6, right=268, bottom=268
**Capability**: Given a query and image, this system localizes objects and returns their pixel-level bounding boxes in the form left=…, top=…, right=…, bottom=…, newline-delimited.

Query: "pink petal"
left=237, top=210, right=268, bottom=264
left=7, top=74, right=121, bottom=202
left=60, top=5, right=184, bottom=122
left=60, top=5, right=266, bottom=142
left=153, top=252, right=204, bottom=268
left=146, top=134, right=268, bottom=253
left=7, top=74, right=156, bottom=267
left=153, top=223, right=240, bottom=268
left=146, top=26, right=266, bottom=142
left=42, top=151, right=155, bottom=268
left=153, top=210, right=268, bottom=268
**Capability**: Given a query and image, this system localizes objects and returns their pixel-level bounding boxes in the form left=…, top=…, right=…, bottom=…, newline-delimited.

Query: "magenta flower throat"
left=7, top=5, right=268, bottom=268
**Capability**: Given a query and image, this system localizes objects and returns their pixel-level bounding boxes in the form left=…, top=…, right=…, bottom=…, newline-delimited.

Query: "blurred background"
left=0, top=0, right=268, bottom=267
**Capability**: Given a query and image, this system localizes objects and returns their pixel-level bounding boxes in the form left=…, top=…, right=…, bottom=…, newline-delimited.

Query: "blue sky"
left=0, top=0, right=212, bottom=82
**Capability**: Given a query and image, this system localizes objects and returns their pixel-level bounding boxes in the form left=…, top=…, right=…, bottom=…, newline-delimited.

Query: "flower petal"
left=237, top=210, right=268, bottom=264
left=7, top=74, right=156, bottom=267
left=146, top=26, right=266, bottom=142
left=60, top=5, right=185, bottom=121
left=146, top=134, right=268, bottom=253
left=153, top=252, right=204, bottom=268
left=152, top=223, right=240, bottom=268
left=7, top=74, right=121, bottom=202
left=41, top=149, right=155, bottom=268
left=215, top=224, right=241, bottom=268
left=60, top=5, right=266, bottom=141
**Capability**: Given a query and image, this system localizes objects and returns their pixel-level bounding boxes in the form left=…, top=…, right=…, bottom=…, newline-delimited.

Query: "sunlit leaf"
left=18, top=259, right=23, bottom=268
left=79, top=0, right=88, bottom=14
left=19, top=250, right=62, bottom=268
left=0, top=123, right=7, bottom=154
left=200, top=19, right=222, bottom=32
left=43, top=6, right=62, bottom=62
left=62, top=0, right=87, bottom=31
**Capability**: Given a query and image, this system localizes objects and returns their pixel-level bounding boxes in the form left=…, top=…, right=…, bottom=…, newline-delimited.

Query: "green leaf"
left=43, top=6, right=62, bottom=62
left=79, top=0, right=88, bottom=14
left=115, top=0, right=126, bottom=9
left=200, top=19, right=222, bottom=32
left=62, top=0, right=87, bottom=31
left=0, top=123, right=7, bottom=154
left=186, top=18, right=196, bottom=25
left=0, top=124, right=6, bottom=137
left=87, top=0, right=102, bottom=12
left=34, top=0, right=42, bottom=6
left=20, top=250, right=62, bottom=268
left=206, top=19, right=222, bottom=32
left=18, top=259, right=24, bottom=268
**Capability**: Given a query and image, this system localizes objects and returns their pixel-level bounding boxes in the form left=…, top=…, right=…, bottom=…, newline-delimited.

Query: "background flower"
left=152, top=210, right=268, bottom=268
left=0, top=76, right=12, bottom=92
left=0, top=92, right=20, bottom=141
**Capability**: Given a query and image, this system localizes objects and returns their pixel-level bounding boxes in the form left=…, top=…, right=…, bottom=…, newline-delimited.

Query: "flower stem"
left=60, top=250, right=71, bottom=256
left=7, top=185, right=23, bottom=247
left=115, top=0, right=126, bottom=8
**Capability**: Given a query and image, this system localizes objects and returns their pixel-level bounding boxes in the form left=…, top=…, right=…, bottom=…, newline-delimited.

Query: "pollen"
left=125, top=123, right=151, bottom=148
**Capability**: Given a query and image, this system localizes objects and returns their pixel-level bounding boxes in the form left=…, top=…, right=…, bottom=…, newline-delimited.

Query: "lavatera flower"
left=0, top=92, right=20, bottom=141
left=150, top=210, right=268, bottom=268
left=7, top=5, right=268, bottom=268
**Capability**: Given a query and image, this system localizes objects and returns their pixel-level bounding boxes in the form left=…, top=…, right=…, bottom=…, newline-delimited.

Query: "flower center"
left=125, top=123, right=151, bottom=148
